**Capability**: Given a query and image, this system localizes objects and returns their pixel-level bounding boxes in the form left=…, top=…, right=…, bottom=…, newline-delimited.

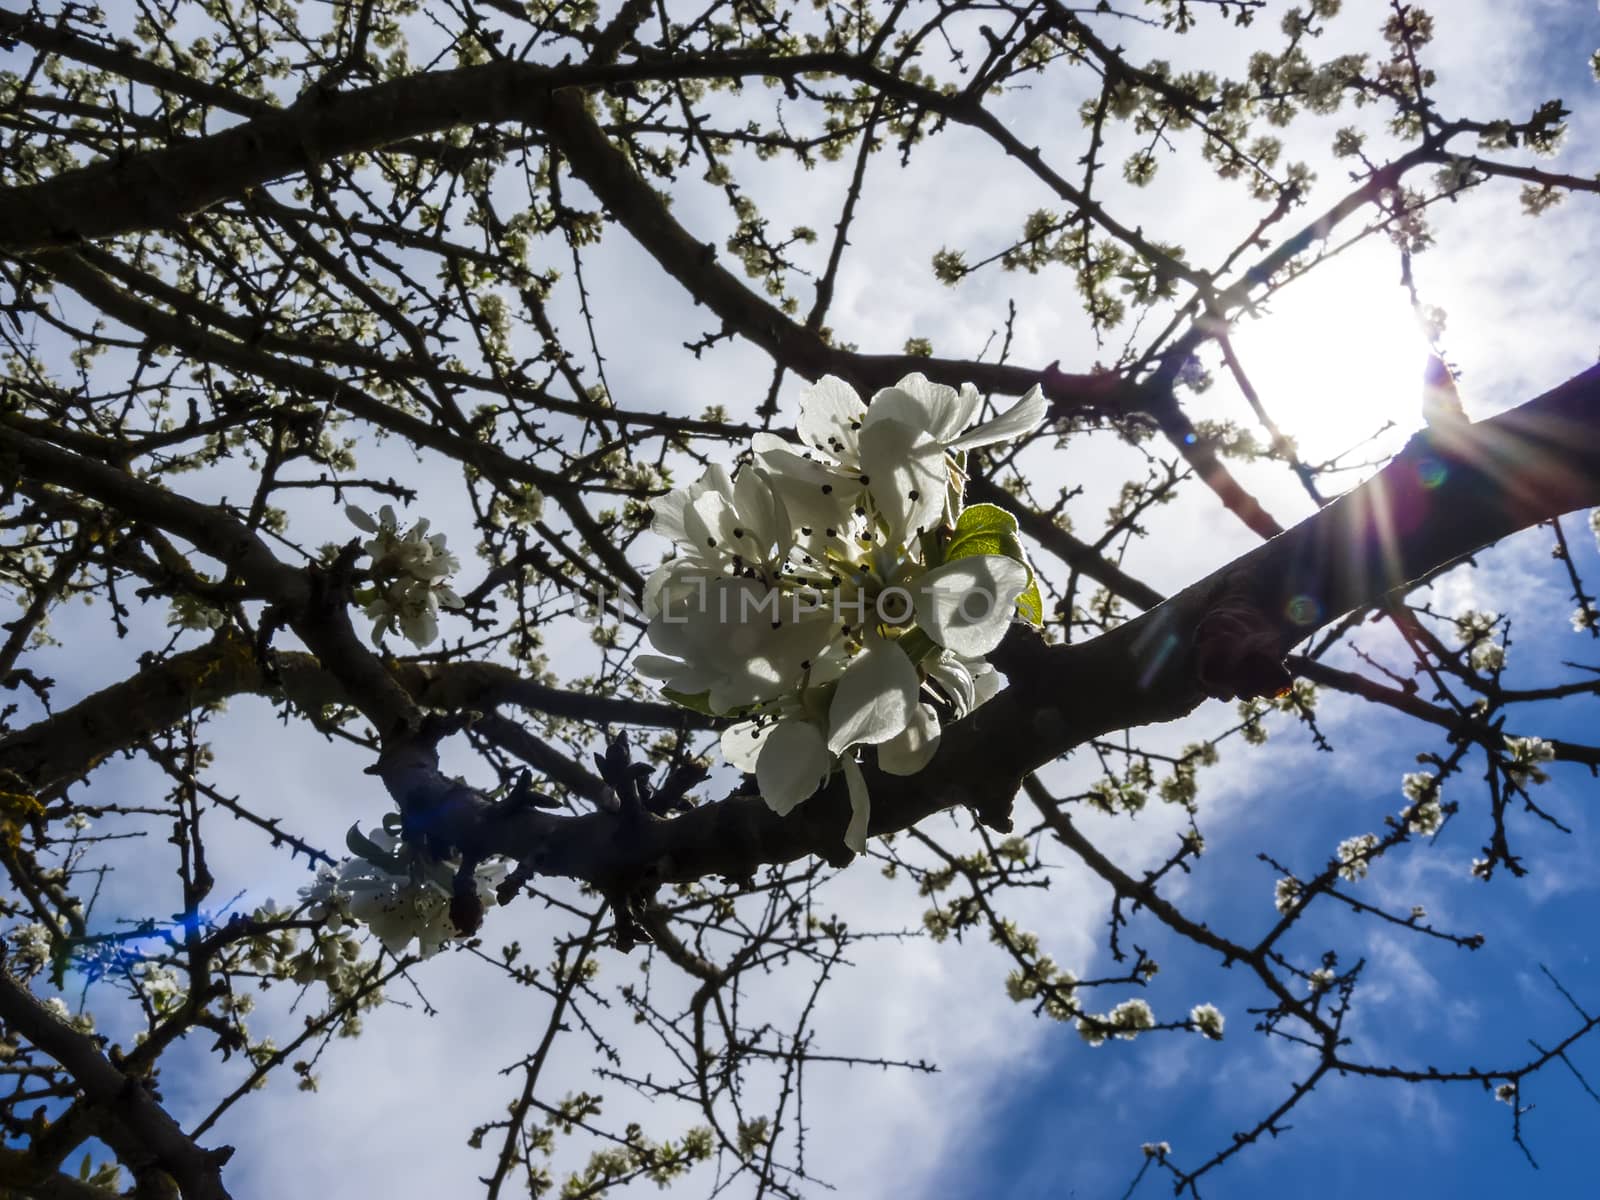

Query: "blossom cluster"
left=1335, top=832, right=1380, bottom=882
left=1453, top=608, right=1505, bottom=673
left=346, top=504, right=463, bottom=647
left=1502, top=735, right=1556, bottom=788
left=1076, top=996, right=1156, bottom=1047
left=636, top=373, right=1047, bottom=851
left=1400, top=771, right=1443, bottom=836
left=300, top=826, right=506, bottom=958
left=1189, top=1002, right=1225, bottom=1040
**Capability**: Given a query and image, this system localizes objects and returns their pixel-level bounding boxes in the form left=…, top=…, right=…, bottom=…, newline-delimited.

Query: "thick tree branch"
left=0, top=630, right=707, bottom=794
left=0, top=967, right=234, bottom=1199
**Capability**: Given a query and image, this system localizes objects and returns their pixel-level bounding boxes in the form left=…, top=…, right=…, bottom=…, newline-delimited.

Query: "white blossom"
left=300, top=828, right=506, bottom=959
left=1401, top=772, right=1436, bottom=803
left=1469, top=640, right=1505, bottom=672
left=1190, top=1003, right=1225, bottom=1040
left=138, top=964, right=184, bottom=1014
left=639, top=374, right=1040, bottom=851
left=1404, top=799, right=1443, bottom=837
left=1108, top=997, right=1156, bottom=1040
left=346, top=505, right=464, bottom=647
left=167, top=593, right=225, bottom=631
left=347, top=504, right=460, bottom=581
left=1274, top=875, right=1303, bottom=915
left=1503, top=735, right=1556, bottom=788
left=1336, top=833, right=1379, bottom=881
left=1075, top=1017, right=1108, bottom=1047
left=8, top=923, right=52, bottom=974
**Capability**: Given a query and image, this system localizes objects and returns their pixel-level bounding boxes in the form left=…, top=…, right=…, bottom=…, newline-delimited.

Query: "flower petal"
left=751, top=438, right=860, bottom=546
left=720, top=719, right=773, bottom=773
left=915, top=555, right=1029, bottom=656
left=947, top=384, right=1047, bottom=451
left=345, top=504, right=379, bottom=533
left=632, top=654, right=687, bottom=680
left=827, top=638, right=919, bottom=754
left=842, top=755, right=871, bottom=854
left=969, top=659, right=1003, bottom=708
left=756, top=721, right=832, bottom=816
left=867, top=374, right=980, bottom=444
left=797, top=376, right=868, bottom=464
left=878, top=703, right=941, bottom=775
left=858, top=418, right=946, bottom=540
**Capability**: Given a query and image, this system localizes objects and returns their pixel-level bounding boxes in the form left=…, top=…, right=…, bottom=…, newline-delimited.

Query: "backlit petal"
left=827, top=638, right=919, bottom=754
left=878, top=703, right=941, bottom=776
left=916, top=556, right=1029, bottom=656
left=842, top=756, right=871, bottom=853
left=947, top=384, right=1047, bottom=451
left=757, top=721, right=832, bottom=816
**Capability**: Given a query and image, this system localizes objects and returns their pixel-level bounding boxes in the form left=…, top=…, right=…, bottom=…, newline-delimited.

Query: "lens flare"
left=1285, top=594, right=1322, bottom=626
left=1415, top=457, right=1448, bottom=489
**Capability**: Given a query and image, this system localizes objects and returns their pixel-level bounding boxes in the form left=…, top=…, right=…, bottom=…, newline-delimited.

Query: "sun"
left=1225, top=246, right=1434, bottom=476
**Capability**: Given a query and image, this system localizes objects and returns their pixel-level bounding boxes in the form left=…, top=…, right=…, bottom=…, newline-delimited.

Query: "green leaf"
left=951, top=502, right=1019, bottom=538
left=662, top=688, right=719, bottom=716
left=945, top=503, right=1026, bottom=565
left=1016, top=577, right=1044, bottom=627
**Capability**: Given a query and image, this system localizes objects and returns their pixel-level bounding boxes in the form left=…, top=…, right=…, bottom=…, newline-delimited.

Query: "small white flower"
left=1141, top=1142, right=1172, bottom=1159
left=1274, top=876, right=1302, bottom=915
left=1336, top=833, right=1380, bottom=882
left=1503, top=736, right=1556, bottom=788
left=1308, top=967, right=1336, bottom=994
left=1495, top=1082, right=1518, bottom=1105
left=44, top=996, right=70, bottom=1020
left=1189, top=1003, right=1225, bottom=1040
left=167, top=593, right=225, bottom=631
left=1404, top=798, right=1443, bottom=837
left=348, top=505, right=463, bottom=647
left=1469, top=640, right=1505, bottom=672
left=8, top=923, right=52, bottom=973
left=1108, top=997, right=1156, bottom=1040
left=1401, top=772, right=1435, bottom=803
left=1572, top=605, right=1598, bottom=634
left=300, top=828, right=506, bottom=958
left=138, top=964, right=184, bottom=1013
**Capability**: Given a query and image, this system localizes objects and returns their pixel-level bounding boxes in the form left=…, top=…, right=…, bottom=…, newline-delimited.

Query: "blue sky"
left=941, top=561, right=1600, bottom=1199
left=4, top=2, right=1600, bottom=1198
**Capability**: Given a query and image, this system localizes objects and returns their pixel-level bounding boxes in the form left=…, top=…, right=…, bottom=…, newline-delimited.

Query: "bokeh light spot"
left=1415, top=457, right=1448, bottom=489
left=1285, top=594, right=1323, bottom=626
